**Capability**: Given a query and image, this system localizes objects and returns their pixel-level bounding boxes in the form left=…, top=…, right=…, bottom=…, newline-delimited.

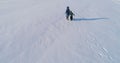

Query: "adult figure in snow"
left=65, top=6, right=74, bottom=20
left=65, top=6, right=70, bottom=20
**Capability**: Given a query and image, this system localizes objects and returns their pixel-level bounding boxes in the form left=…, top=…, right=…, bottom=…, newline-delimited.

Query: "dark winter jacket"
left=65, top=8, right=70, bottom=16
left=69, top=11, right=74, bottom=16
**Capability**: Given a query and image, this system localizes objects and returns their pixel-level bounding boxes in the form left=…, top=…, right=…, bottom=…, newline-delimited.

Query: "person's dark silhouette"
left=65, top=6, right=70, bottom=20
left=65, top=6, right=74, bottom=21
left=69, top=11, right=74, bottom=20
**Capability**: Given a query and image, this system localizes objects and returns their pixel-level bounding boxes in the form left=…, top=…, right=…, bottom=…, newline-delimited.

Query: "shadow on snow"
left=72, top=18, right=108, bottom=21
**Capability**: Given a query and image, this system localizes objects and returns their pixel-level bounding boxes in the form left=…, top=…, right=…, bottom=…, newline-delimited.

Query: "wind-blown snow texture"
left=0, top=0, right=120, bottom=63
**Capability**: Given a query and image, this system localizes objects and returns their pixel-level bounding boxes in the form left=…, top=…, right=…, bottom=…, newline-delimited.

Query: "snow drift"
left=0, top=0, right=120, bottom=63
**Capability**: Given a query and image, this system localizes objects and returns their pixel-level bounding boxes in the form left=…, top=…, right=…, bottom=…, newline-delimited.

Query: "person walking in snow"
left=65, top=6, right=74, bottom=21
left=65, top=6, right=70, bottom=20
left=69, top=10, right=75, bottom=20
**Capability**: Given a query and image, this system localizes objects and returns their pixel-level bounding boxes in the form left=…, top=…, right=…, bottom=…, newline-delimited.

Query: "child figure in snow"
left=65, top=6, right=74, bottom=20
left=69, top=10, right=74, bottom=20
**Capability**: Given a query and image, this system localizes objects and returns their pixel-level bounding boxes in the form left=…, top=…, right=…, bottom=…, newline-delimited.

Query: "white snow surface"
left=0, top=0, right=120, bottom=63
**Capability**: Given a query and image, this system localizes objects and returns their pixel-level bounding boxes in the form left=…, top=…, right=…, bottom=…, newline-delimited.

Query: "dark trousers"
left=66, top=15, right=69, bottom=20
left=70, top=15, right=73, bottom=20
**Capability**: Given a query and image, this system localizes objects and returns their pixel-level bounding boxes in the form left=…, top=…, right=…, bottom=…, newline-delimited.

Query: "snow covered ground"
left=0, top=0, right=120, bottom=63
